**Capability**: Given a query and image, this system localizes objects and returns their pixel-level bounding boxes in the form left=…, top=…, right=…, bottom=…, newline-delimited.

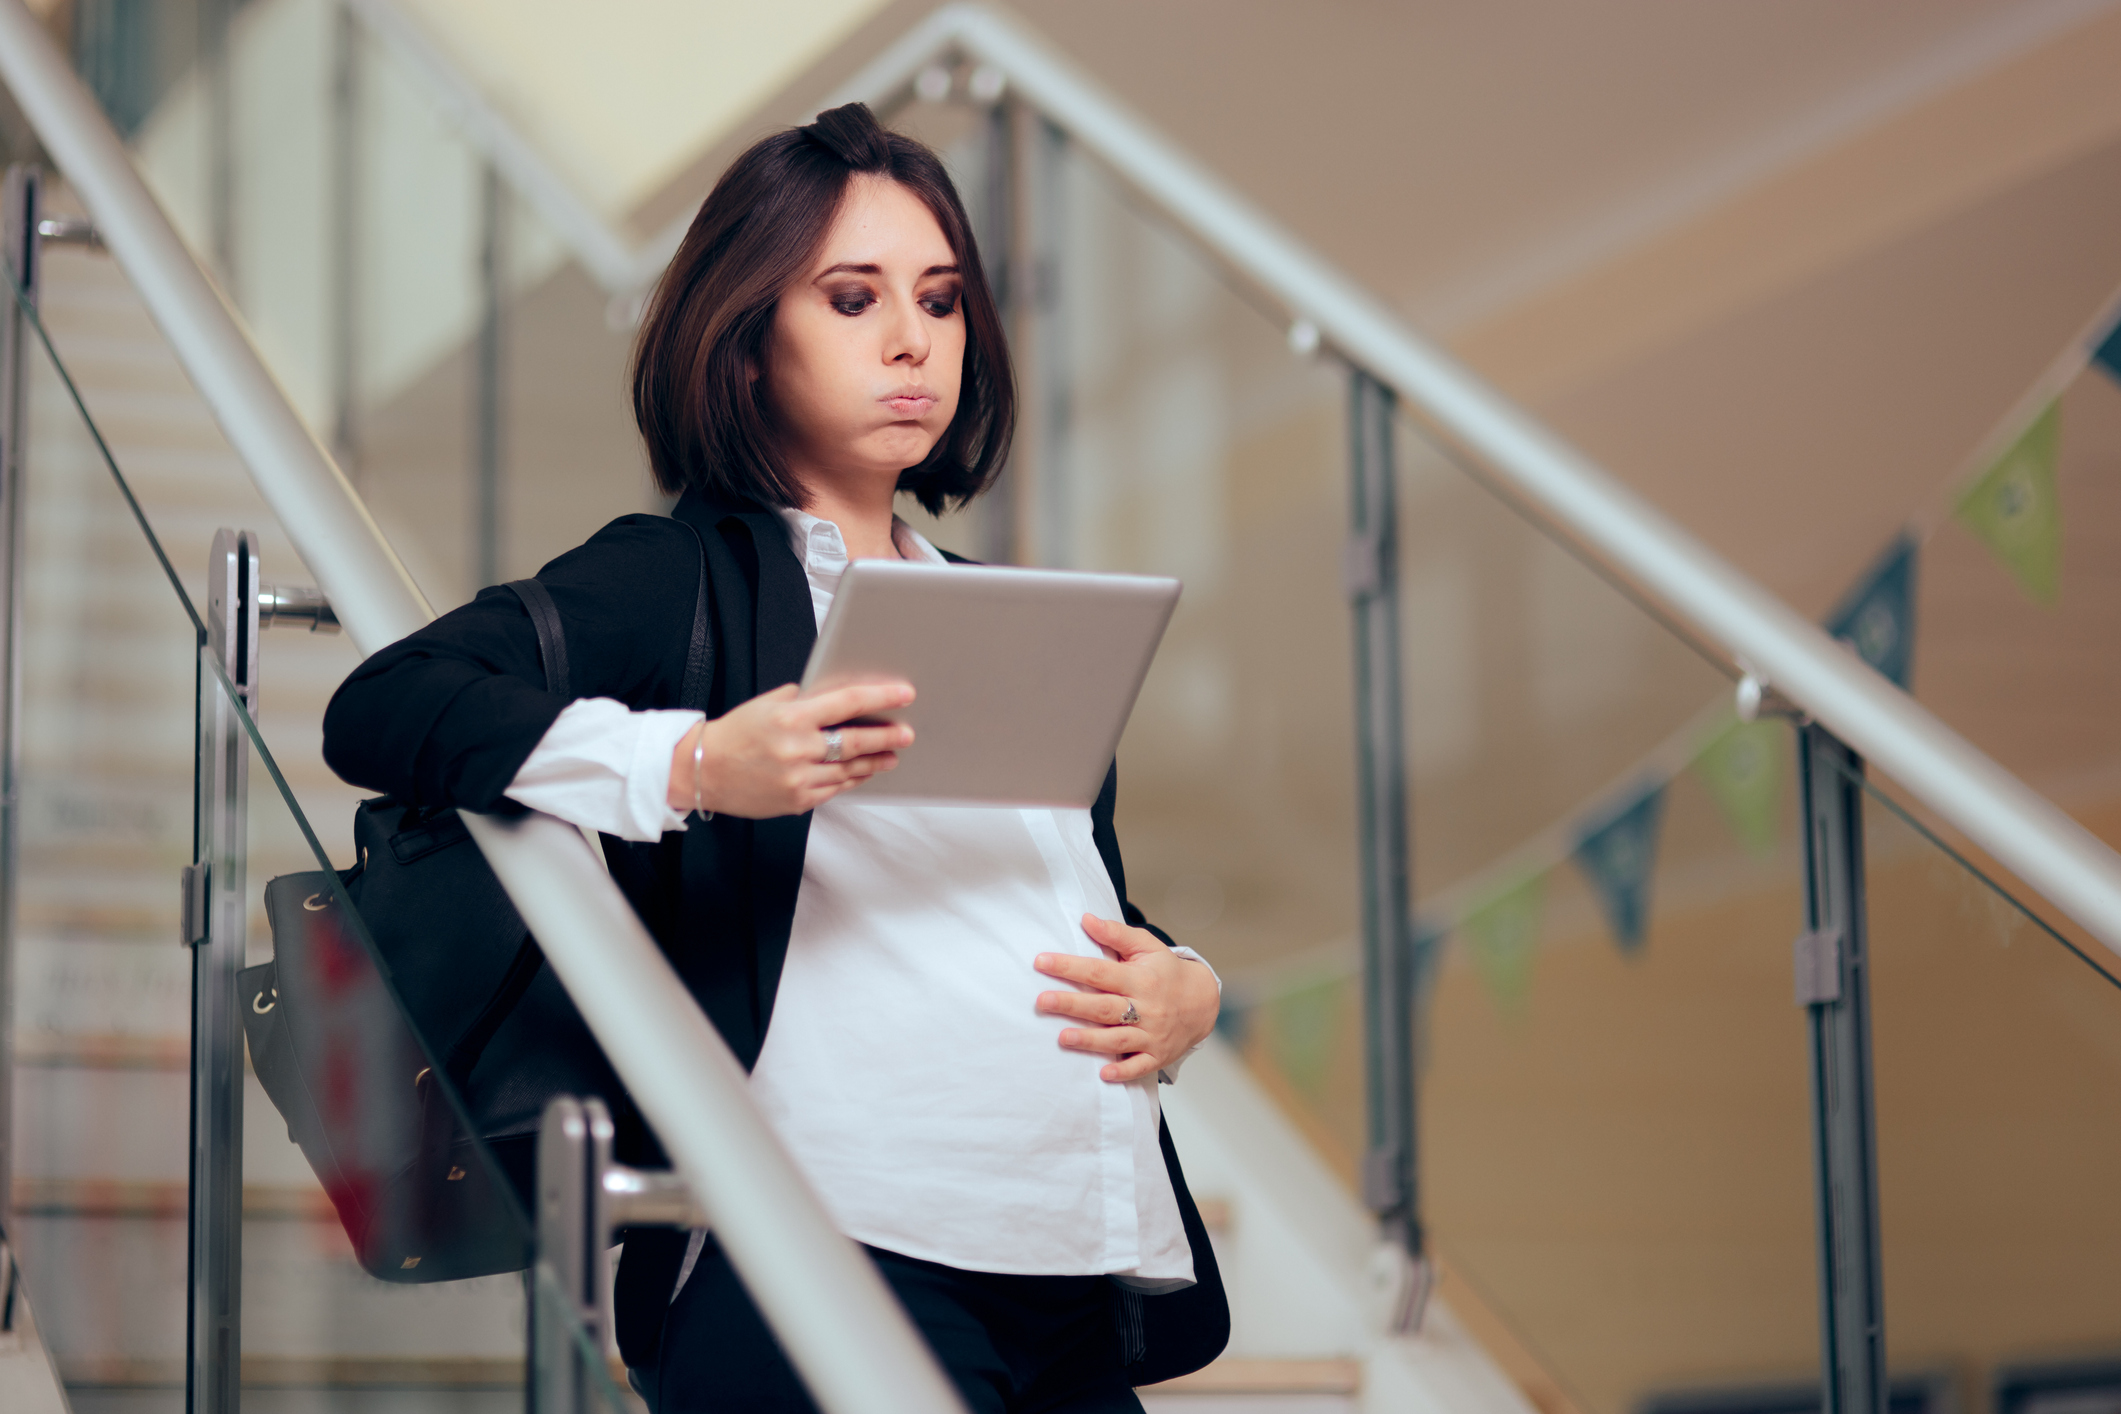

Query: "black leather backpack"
left=243, top=529, right=711, bottom=1282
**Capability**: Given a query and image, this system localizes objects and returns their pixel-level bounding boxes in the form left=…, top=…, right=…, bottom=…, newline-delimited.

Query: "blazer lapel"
left=672, top=491, right=816, bottom=1060
left=730, top=504, right=815, bottom=689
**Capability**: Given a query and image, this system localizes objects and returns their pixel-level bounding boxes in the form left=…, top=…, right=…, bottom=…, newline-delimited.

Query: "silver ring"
left=823, top=729, right=843, bottom=763
left=1120, top=1001, right=1139, bottom=1025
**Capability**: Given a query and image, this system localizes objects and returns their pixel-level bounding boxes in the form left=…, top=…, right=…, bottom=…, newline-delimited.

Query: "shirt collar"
left=773, top=506, right=946, bottom=578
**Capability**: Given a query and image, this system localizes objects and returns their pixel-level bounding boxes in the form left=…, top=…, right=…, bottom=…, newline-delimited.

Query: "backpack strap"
left=441, top=540, right=711, bottom=1088
left=505, top=578, right=570, bottom=698
left=673, top=520, right=715, bottom=712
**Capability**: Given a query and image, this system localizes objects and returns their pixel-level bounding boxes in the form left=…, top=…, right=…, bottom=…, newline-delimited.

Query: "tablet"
left=798, top=559, right=1182, bottom=807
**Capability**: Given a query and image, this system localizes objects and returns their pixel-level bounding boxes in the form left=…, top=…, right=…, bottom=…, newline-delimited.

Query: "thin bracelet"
left=692, top=725, right=712, bottom=821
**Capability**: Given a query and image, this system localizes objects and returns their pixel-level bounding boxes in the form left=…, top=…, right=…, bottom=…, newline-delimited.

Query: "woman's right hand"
left=667, top=681, right=914, bottom=819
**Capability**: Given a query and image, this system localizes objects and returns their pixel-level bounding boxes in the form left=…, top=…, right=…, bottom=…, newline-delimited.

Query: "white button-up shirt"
left=506, top=511, right=1202, bottom=1286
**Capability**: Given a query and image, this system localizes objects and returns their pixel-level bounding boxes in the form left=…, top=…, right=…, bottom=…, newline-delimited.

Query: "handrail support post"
left=0, top=163, right=38, bottom=1257
left=536, top=1096, right=713, bottom=1411
left=1795, top=723, right=1888, bottom=1414
left=534, top=1096, right=611, bottom=1414
left=1347, top=368, right=1428, bottom=1331
left=189, top=528, right=259, bottom=1413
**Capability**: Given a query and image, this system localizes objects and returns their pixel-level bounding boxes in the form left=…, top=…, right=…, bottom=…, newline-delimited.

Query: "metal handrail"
left=0, top=5, right=967, bottom=1411
left=823, top=3, right=2121, bottom=959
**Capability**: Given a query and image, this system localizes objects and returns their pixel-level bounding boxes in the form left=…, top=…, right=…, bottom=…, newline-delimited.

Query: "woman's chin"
left=858, top=435, right=944, bottom=475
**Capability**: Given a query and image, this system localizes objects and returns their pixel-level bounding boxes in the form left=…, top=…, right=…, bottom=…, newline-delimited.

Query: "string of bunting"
left=1228, top=277, right=2121, bottom=1059
left=1444, top=277, right=2121, bottom=1009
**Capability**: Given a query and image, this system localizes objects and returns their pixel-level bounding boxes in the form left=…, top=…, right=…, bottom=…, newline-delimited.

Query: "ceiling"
left=603, top=0, right=2121, bottom=334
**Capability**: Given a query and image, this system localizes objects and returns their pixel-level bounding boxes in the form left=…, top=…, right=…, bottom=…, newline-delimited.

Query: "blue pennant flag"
left=1573, top=786, right=1665, bottom=954
left=1825, top=534, right=1918, bottom=689
left=2095, top=318, right=2121, bottom=383
left=1412, top=925, right=1445, bottom=1070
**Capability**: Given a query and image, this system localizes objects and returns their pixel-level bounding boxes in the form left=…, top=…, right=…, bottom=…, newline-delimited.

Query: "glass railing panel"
left=1415, top=719, right=1814, bottom=1414
left=1859, top=767, right=2121, bottom=1410
left=1398, top=432, right=1818, bottom=1413
left=8, top=229, right=579, bottom=1410
left=1872, top=366, right=2121, bottom=883
left=9, top=233, right=212, bottom=1398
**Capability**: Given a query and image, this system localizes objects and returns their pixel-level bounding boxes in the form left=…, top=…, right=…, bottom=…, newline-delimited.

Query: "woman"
left=324, top=104, right=1227, bottom=1412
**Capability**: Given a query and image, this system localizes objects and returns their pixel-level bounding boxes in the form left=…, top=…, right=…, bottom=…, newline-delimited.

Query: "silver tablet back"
left=798, top=560, right=1182, bottom=807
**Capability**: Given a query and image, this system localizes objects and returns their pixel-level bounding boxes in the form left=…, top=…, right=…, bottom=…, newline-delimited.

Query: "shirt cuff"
left=1158, top=945, right=1219, bottom=1085
left=505, top=698, right=704, bottom=842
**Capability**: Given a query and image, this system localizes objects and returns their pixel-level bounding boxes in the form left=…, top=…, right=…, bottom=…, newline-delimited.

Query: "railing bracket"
left=1794, top=926, right=1843, bottom=1006
left=179, top=861, right=209, bottom=947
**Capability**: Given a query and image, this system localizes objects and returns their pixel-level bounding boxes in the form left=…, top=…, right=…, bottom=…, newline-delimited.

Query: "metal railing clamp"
left=535, top=1095, right=710, bottom=1414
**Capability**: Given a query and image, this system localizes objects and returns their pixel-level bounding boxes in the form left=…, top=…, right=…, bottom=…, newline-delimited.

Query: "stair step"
left=1141, top=1358, right=1360, bottom=1396
left=13, top=1178, right=333, bottom=1222
left=55, top=1354, right=567, bottom=1391
left=16, top=1032, right=188, bottom=1070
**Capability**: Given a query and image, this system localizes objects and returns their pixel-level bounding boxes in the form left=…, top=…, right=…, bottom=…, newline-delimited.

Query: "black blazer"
left=323, top=487, right=1229, bottom=1383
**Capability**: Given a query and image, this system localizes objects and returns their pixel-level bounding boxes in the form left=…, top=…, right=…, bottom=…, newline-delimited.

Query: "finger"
left=818, top=723, right=913, bottom=760
left=800, top=754, right=899, bottom=787
left=1101, top=1053, right=1164, bottom=1083
left=1037, top=990, right=1134, bottom=1024
left=808, top=754, right=902, bottom=805
left=745, top=683, right=801, bottom=711
left=1058, top=1025, right=1145, bottom=1056
left=1034, top=952, right=1129, bottom=993
left=1081, top=914, right=1161, bottom=958
left=838, top=750, right=899, bottom=777
left=796, top=680, right=915, bottom=726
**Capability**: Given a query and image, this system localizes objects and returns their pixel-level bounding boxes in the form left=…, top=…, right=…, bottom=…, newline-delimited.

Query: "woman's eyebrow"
left=811, top=262, right=961, bottom=279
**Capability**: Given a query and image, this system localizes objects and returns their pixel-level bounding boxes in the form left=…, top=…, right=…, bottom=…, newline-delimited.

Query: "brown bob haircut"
left=632, top=103, right=1014, bottom=515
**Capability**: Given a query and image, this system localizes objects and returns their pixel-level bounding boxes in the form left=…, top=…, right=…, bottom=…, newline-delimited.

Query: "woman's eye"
left=922, top=297, right=958, bottom=317
left=832, top=296, right=873, bottom=316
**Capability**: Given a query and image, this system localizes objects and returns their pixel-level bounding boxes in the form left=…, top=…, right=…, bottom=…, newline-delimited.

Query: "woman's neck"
left=796, top=476, right=901, bottom=560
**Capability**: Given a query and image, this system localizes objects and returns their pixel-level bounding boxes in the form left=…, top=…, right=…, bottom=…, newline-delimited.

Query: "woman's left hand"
left=1034, top=916, right=1221, bottom=1083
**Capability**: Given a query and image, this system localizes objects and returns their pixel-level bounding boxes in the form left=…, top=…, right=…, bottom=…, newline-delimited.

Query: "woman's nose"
left=883, top=295, right=929, bottom=364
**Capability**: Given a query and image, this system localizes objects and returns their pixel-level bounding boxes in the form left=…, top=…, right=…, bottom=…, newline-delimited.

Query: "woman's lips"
left=882, top=393, right=935, bottom=418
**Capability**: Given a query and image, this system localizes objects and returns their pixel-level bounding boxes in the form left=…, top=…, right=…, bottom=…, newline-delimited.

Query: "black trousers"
left=640, top=1237, right=1146, bottom=1414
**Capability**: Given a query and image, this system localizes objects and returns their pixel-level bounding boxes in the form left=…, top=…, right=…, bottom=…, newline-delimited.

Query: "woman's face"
left=762, top=174, right=965, bottom=495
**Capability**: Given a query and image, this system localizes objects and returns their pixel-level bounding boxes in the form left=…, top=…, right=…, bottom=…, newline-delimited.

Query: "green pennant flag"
left=1955, top=400, right=2062, bottom=605
left=1263, top=976, right=1346, bottom=1102
left=1693, top=716, right=1782, bottom=857
left=1458, top=872, right=1545, bottom=1011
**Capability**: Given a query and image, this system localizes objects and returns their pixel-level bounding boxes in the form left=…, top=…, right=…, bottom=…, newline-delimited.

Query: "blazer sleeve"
left=322, top=515, right=702, bottom=812
left=1087, top=760, right=1179, bottom=949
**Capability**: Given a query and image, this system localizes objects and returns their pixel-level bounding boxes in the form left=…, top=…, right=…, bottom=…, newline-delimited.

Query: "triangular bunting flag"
left=1412, top=925, right=1445, bottom=1069
left=1955, top=400, right=2062, bottom=605
left=1825, top=534, right=1918, bottom=689
left=1573, top=786, right=1666, bottom=954
left=1458, top=872, right=1545, bottom=1011
left=1264, top=976, right=1345, bottom=1101
left=1694, top=716, right=1782, bottom=857
left=1412, top=925, right=1445, bottom=1004
left=2094, top=318, right=2121, bottom=383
